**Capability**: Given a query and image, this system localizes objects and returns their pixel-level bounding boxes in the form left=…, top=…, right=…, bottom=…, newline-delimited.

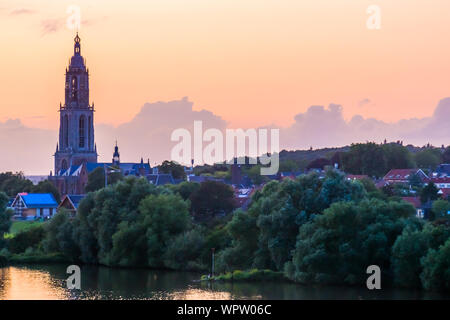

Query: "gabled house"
left=58, top=194, right=85, bottom=216
left=383, top=169, right=428, bottom=184
left=10, top=193, right=58, bottom=220
left=402, top=197, right=425, bottom=218
left=435, top=164, right=450, bottom=177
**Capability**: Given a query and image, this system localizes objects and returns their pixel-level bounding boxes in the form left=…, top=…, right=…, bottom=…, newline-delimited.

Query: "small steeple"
left=112, top=141, right=120, bottom=165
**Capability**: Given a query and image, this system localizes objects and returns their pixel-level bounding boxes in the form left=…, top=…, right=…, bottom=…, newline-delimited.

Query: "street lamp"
left=104, top=164, right=121, bottom=187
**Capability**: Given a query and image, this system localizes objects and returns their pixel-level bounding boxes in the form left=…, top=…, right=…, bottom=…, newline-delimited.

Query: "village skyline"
left=1, top=0, right=450, bottom=174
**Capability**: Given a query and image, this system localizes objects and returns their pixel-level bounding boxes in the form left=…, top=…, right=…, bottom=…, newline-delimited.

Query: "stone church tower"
left=54, top=33, right=97, bottom=174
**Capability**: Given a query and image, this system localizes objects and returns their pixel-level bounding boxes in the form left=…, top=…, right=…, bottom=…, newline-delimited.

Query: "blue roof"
left=21, top=193, right=58, bottom=208
left=67, top=194, right=85, bottom=208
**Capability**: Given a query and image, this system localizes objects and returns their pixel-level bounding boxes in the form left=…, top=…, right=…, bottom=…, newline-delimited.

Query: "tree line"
left=1, top=170, right=449, bottom=291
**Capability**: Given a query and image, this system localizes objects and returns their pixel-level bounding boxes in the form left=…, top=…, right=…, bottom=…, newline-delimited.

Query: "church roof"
left=146, top=174, right=174, bottom=186
left=86, top=162, right=151, bottom=176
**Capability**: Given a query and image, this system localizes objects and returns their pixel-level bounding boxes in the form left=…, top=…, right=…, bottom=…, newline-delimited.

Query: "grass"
left=4, top=221, right=44, bottom=238
left=201, top=269, right=287, bottom=282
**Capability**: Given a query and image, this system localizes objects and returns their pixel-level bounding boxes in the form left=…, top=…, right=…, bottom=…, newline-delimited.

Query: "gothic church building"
left=49, top=34, right=151, bottom=195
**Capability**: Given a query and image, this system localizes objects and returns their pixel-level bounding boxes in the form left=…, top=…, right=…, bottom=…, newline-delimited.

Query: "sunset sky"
left=0, top=0, right=449, bottom=173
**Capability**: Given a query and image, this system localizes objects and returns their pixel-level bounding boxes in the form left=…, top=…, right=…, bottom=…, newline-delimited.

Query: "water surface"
left=0, top=265, right=447, bottom=300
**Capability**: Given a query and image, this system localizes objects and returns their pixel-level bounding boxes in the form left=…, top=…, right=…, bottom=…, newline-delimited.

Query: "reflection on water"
left=0, top=265, right=448, bottom=300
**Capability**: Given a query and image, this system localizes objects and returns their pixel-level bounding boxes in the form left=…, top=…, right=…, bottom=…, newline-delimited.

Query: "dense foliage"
left=2, top=168, right=450, bottom=292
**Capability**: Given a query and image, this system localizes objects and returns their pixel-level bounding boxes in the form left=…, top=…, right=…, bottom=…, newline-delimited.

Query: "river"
left=0, top=265, right=448, bottom=300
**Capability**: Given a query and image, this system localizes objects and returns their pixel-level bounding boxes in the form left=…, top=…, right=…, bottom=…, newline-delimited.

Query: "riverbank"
left=201, top=269, right=287, bottom=282
left=0, top=252, right=70, bottom=265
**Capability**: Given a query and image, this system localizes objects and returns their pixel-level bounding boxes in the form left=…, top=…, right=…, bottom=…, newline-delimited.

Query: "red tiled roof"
left=438, top=188, right=450, bottom=198
left=375, top=180, right=389, bottom=188
left=430, top=177, right=450, bottom=183
left=383, top=169, right=424, bottom=181
left=401, top=197, right=422, bottom=208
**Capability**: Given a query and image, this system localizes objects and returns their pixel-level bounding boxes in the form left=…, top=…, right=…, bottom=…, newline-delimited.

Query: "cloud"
left=41, top=19, right=64, bottom=35
left=0, top=119, right=55, bottom=174
left=95, top=97, right=227, bottom=166
left=280, top=98, right=450, bottom=150
left=10, top=8, right=36, bottom=15
left=0, top=97, right=449, bottom=174
left=358, top=98, right=371, bottom=107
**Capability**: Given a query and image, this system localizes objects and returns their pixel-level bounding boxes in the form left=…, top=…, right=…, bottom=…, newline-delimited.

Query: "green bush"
left=8, top=225, right=45, bottom=254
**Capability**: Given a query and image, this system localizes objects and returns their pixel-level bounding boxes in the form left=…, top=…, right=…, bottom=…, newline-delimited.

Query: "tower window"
left=79, top=115, right=85, bottom=148
left=71, top=76, right=78, bottom=101
left=64, top=115, right=69, bottom=148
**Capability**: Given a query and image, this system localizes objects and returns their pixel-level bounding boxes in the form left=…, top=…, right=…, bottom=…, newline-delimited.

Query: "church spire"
left=74, top=32, right=81, bottom=56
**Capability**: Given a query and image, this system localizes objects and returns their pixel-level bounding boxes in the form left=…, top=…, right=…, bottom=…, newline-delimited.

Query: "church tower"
left=54, top=33, right=97, bottom=174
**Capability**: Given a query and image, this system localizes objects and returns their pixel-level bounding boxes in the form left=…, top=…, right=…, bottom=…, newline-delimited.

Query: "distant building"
left=402, top=197, right=425, bottom=218
left=146, top=168, right=175, bottom=186
left=345, top=174, right=369, bottom=181
left=383, top=169, right=428, bottom=184
left=58, top=194, right=85, bottom=216
left=435, top=164, right=450, bottom=177
left=10, top=193, right=58, bottom=220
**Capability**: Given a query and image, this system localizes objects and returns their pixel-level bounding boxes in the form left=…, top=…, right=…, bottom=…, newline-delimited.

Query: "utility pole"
left=211, top=248, right=215, bottom=279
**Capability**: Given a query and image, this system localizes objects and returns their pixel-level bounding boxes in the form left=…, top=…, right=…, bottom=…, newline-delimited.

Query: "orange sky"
left=1, top=0, right=450, bottom=130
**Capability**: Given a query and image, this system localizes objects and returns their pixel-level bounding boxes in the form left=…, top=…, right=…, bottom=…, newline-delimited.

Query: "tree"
left=159, top=160, right=186, bottom=180
left=85, top=166, right=123, bottom=193
left=392, top=223, right=450, bottom=289
left=139, top=193, right=191, bottom=267
left=415, top=149, right=442, bottom=170
left=443, top=146, right=450, bottom=163
left=420, top=182, right=440, bottom=204
left=167, top=181, right=200, bottom=201
left=189, top=181, right=236, bottom=220
left=0, top=172, right=33, bottom=197
left=287, top=198, right=418, bottom=285
left=32, top=180, right=61, bottom=203
left=408, top=173, right=424, bottom=189
left=8, top=225, right=46, bottom=254
left=306, top=158, right=331, bottom=170
left=279, top=160, right=299, bottom=172
left=341, top=143, right=387, bottom=177
left=163, top=227, right=206, bottom=270
left=421, top=238, right=450, bottom=291
left=382, top=143, right=415, bottom=170
left=42, top=209, right=79, bottom=259
left=218, top=170, right=367, bottom=273
left=391, top=225, right=429, bottom=288
left=0, top=192, right=13, bottom=247
left=432, top=200, right=450, bottom=220
left=76, top=176, right=158, bottom=264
